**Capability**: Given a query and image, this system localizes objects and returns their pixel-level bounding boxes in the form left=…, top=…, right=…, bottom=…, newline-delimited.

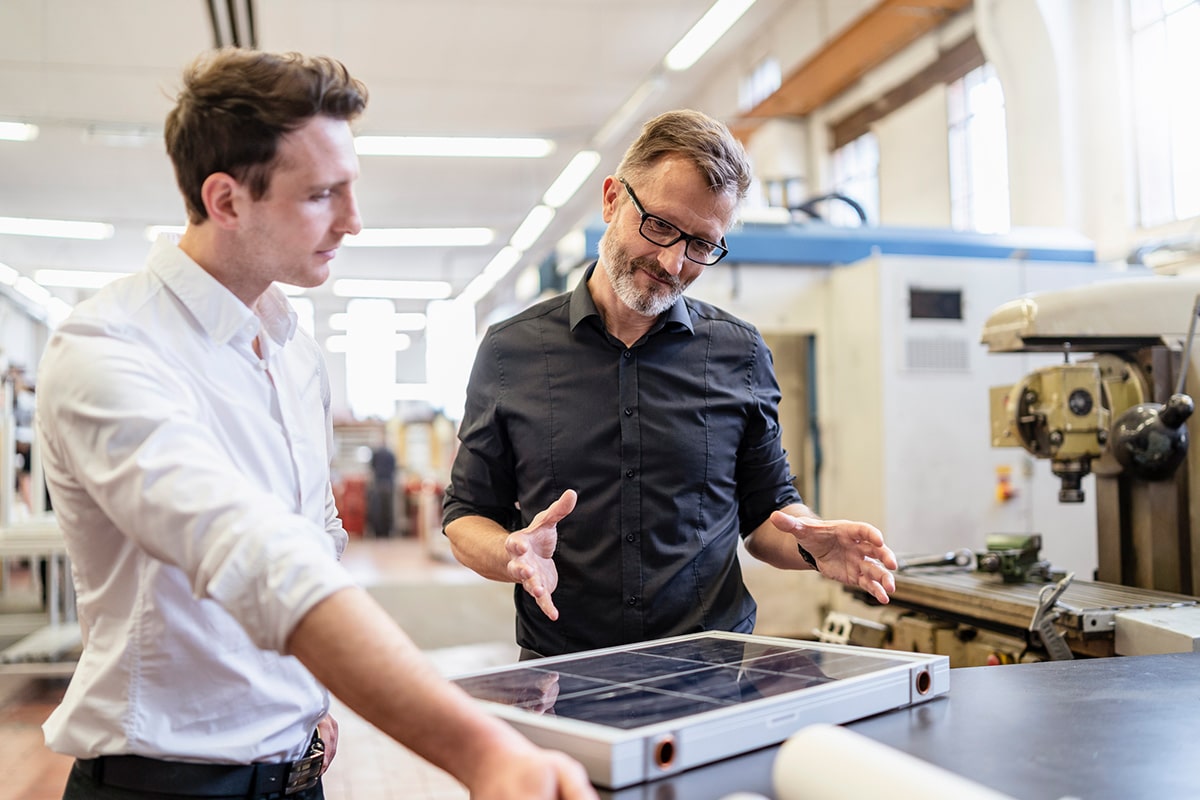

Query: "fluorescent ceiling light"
left=393, top=383, right=432, bottom=401
left=332, top=278, right=452, bottom=300
left=329, top=311, right=426, bottom=331
left=0, top=216, right=114, bottom=240
left=84, top=124, right=160, bottom=148
left=0, top=261, right=18, bottom=285
left=325, top=333, right=412, bottom=353
left=483, top=245, right=523, bottom=280
left=35, top=269, right=131, bottom=289
left=145, top=225, right=186, bottom=242
left=543, top=151, right=602, bottom=208
left=460, top=246, right=522, bottom=305
left=45, top=297, right=74, bottom=328
left=0, top=122, right=38, bottom=142
left=664, top=0, right=757, bottom=71
left=509, top=205, right=556, bottom=252
left=594, top=77, right=664, bottom=148
left=355, top=135, right=554, bottom=158
left=343, top=227, right=494, bottom=247
left=14, top=276, right=52, bottom=304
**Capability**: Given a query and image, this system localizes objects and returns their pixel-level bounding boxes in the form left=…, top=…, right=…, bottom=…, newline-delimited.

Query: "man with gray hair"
left=444, top=109, right=897, bottom=659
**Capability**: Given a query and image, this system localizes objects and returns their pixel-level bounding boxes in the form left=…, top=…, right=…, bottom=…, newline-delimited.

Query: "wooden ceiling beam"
left=730, top=0, right=973, bottom=141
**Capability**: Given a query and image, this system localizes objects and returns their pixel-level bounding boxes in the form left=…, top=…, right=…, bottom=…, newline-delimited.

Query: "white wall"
left=875, top=87, right=953, bottom=227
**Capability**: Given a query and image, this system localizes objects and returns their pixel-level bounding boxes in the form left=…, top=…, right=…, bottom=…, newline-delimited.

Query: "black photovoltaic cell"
left=453, top=634, right=913, bottom=730
left=453, top=633, right=949, bottom=789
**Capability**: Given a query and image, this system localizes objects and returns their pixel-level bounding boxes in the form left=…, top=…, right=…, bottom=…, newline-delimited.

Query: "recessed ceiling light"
left=664, top=0, right=757, bottom=72
left=543, top=151, right=601, bottom=209
left=15, top=276, right=52, bottom=304
left=83, top=124, right=160, bottom=148
left=0, top=261, right=19, bottom=285
left=509, top=205, right=556, bottom=252
left=459, top=246, right=522, bottom=305
left=355, top=135, right=553, bottom=158
left=329, top=311, right=426, bottom=331
left=34, top=269, right=130, bottom=289
left=343, top=228, right=494, bottom=247
left=0, top=216, right=114, bottom=240
left=325, top=333, right=412, bottom=353
left=0, top=121, right=38, bottom=142
left=332, top=279, right=452, bottom=300
left=145, top=225, right=186, bottom=241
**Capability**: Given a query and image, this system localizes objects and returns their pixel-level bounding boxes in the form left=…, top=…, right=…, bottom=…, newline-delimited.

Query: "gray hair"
left=615, top=109, right=753, bottom=201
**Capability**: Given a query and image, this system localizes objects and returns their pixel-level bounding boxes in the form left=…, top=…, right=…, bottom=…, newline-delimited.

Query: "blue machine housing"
left=583, top=221, right=1097, bottom=267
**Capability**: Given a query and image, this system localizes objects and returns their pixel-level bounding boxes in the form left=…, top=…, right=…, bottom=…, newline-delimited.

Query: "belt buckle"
left=284, top=750, right=323, bottom=795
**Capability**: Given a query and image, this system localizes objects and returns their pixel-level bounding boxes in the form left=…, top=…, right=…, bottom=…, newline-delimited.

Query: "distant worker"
left=368, top=438, right=398, bottom=537
left=36, top=47, right=596, bottom=800
left=443, top=109, right=897, bottom=659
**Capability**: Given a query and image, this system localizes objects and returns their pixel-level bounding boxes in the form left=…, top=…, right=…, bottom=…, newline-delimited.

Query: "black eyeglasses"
left=619, top=178, right=729, bottom=266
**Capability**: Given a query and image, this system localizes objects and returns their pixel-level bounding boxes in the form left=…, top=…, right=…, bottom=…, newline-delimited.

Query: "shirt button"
left=627, top=596, right=639, bottom=606
left=625, top=469, right=634, bottom=478
left=623, top=350, right=632, bottom=358
left=624, top=407, right=633, bottom=416
left=626, top=533, right=635, bottom=542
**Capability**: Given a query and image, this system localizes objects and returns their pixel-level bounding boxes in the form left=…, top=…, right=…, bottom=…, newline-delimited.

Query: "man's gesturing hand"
left=505, top=489, right=577, bottom=620
left=770, top=511, right=898, bottom=605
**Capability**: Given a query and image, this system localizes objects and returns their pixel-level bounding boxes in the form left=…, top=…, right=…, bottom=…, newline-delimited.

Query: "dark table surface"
left=602, top=651, right=1200, bottom=800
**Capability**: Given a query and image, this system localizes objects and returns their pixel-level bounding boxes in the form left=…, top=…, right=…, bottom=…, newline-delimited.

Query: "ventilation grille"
left=905, top=337, right=970, bottom=372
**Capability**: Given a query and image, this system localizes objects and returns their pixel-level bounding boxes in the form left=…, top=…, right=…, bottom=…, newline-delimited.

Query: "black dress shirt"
left=444, top=263, right=802, bottom=656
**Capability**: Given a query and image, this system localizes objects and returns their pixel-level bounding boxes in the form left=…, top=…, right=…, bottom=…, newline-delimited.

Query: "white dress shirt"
left=36, top=237, right=356, bottom=764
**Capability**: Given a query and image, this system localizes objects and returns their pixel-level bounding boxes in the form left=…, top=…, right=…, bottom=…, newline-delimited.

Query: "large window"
left=830, top=133, right=879, bottom=226
left=1130, top=0, right=1200, bottom=226
left=739, top=56, right=781, bottom=112
left=947, top=63, right=1011, bottom=234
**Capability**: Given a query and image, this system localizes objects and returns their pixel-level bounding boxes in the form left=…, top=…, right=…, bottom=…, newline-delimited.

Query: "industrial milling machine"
left=848, top=275, right=1200, bottom=664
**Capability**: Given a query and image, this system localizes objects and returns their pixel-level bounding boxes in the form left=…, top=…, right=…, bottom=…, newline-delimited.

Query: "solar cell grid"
left=451, top=632, right=949, bottom=788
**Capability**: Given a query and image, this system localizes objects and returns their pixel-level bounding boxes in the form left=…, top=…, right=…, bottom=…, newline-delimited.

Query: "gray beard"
left=599, top=231, right=683, bottom=318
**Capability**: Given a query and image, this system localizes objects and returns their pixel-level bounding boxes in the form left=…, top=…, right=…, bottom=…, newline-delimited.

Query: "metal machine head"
left=984, top=278, right=1200, bottom=502
left=989, top=353, right=1149, bottom=501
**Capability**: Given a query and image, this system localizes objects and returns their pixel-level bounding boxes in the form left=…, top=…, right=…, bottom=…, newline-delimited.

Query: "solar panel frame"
left=451, top=631, right=949, bottom=788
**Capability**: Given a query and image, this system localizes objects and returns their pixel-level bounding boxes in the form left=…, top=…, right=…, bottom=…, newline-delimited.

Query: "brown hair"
left=615, top=109, right=752, bottom=202
left=164, top=48, right=368, bottom=224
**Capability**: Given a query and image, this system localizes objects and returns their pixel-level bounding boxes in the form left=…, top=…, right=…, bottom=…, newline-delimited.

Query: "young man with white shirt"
left=36, top=47, right=596, bottom=800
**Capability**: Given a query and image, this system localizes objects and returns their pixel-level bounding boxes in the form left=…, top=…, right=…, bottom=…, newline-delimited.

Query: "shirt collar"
left=146, top=236, right=298, bottom=347
left=568, top=261, right=693, bottom=335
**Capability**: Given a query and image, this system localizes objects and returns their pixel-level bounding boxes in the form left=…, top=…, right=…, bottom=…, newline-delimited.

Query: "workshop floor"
left=0, top=537, right=513, bottom=800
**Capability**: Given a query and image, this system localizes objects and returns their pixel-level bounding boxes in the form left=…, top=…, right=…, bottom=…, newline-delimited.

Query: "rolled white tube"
left=773, top=724, right=1018, bottom=800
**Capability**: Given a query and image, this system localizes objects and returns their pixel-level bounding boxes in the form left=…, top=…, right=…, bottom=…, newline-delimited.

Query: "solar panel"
left=452, top=631, right=949, bottom=788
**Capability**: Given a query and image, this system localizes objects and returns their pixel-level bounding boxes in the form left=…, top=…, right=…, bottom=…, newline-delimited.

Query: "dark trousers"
left=63, top=763, right=325, bottom=800
left=367, top=480, right=394, bottom=537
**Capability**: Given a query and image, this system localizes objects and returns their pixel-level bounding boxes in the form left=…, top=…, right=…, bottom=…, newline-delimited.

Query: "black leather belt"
left=73, top=739, right=324, bottom=797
